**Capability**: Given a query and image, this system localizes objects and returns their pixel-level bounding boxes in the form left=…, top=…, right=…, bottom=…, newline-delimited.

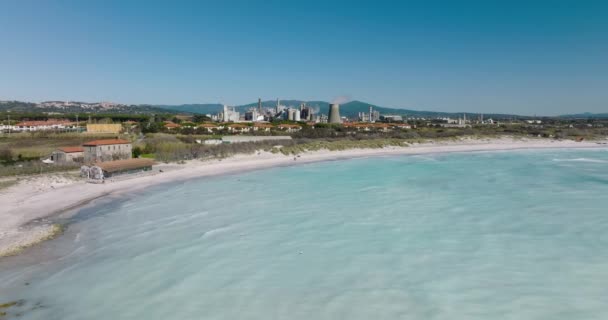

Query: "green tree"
left=132, top=146, right=143, bottom=158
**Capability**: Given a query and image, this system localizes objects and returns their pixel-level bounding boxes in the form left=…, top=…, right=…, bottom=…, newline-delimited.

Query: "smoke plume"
left=331, top=95, right=351, bottom=104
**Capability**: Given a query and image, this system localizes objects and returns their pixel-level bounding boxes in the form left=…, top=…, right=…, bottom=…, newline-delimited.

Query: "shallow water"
left=2, top=149, right=608, bottom=319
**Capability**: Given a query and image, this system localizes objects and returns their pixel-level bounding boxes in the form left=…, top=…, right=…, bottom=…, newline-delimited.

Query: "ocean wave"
left=200, top=225, right=233, bottom=239
left=552, top=158, right=608, bottom=163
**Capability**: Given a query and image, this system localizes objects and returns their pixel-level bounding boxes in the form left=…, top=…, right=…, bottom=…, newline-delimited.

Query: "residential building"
left=373, top=123, right=391, bottom=132
left=163, top=121, right=181, bottom=130
left=253, top=123, right=274, bottom=132
left=13, top=120, right=77, bottom=132
left=226, top=123, right=251, bottom=133
left=198, top=123, right=221, bottom=133
left=83, top=139, right=132, bottom=163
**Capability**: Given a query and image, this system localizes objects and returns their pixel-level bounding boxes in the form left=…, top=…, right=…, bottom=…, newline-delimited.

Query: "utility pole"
left=76, top=114, right=79, bottom=132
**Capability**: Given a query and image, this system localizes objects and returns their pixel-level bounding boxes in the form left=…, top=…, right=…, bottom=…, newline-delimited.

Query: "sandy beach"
left=0, top=137, right=606, bottom=257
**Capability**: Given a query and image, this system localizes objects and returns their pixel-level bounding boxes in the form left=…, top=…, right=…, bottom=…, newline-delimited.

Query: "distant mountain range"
left=2, top=99, right=607, bottom=119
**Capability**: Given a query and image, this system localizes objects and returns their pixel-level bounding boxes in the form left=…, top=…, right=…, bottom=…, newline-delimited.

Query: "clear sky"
left=1, top=0, right=607, bottom=115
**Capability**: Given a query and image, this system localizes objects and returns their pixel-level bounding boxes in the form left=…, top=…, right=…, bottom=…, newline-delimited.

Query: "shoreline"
left=1, top=137, right=606, bottom=258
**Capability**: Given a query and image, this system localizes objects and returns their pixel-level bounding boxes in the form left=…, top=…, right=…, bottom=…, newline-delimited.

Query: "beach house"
left=83, top=139, right=132, bottom=163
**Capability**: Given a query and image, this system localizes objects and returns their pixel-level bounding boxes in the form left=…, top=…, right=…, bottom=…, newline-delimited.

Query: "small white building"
left=51, top=146, right=84, bottom=163
left=277, top=124, right=302, bottom=133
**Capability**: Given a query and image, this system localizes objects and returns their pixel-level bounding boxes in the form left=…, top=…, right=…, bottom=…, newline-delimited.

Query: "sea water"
left=1, top=149, right=608, bottom=320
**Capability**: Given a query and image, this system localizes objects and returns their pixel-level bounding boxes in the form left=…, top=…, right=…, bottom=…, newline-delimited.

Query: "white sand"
left=0, top=137, right=605, bottom=257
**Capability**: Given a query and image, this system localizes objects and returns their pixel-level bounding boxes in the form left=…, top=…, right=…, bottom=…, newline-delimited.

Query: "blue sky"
left=1, top=0, right=607, bottom=115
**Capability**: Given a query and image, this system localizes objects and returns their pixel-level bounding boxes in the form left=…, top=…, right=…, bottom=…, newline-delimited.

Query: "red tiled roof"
left=164, top=122, right=181, bottom=128
left=228, top=123, right=248, bottom=128
left=83, top=139, right=130, bottom=146
left=254, top=124, right=274, bottom=128
left=278, top=124, right=301, bottom=128
left=343, top=122, right=370, bottom=128
left=57, top=146, right=84, bottom=153
left=199, top=123, right=220, bottom=128
left=373, top=123, right=391, bottom=128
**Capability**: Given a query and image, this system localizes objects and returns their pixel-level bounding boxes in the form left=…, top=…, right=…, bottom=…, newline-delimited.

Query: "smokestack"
left=258, top=98, right=262, bottom=113
left=328, top=104, right=341, bottom=124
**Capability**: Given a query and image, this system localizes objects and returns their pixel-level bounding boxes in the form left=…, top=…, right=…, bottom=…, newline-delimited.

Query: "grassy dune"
left=273, top=139, right=410, bottom=155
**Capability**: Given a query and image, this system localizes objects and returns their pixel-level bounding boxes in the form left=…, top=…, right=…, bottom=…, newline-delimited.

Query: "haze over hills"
left=1, top=99, right=606, bottom=119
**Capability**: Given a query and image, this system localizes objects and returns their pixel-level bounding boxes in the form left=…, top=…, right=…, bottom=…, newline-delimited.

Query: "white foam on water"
left=553, top=157, right=608, bottom=163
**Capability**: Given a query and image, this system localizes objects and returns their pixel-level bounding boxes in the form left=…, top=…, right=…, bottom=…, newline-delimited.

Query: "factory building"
left=300, top=104, right=315, bottom=121
left=380, top=115, right=403, bottom=122
left=358, top=106, right=381, bottom=123
left=287, top=108, right=301, bottom=121
left=244, top=109, right=259, bottom=121
left=221, top=105, right=240, bottom=122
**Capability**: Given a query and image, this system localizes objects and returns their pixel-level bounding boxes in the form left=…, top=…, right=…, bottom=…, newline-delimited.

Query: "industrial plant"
left=328, top=103, right=341, bottom=124
left=210, top=97, right=426, bottom=127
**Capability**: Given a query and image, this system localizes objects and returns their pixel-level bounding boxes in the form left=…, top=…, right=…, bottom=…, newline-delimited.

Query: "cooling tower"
left=328, top=103, right=341, bottom=124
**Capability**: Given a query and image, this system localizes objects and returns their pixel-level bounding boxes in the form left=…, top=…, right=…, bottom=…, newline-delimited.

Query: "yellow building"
left=86, top=123, right=122, bottom=134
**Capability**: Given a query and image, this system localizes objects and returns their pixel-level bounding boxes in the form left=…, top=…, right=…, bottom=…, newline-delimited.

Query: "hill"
left=558, top=112, right=608, bottom=119
left=308, top=100, right=524, bottom=120
left=156, top=103, right=224, bottom=114
left=158, top=99, right=528, bottom=120
left=0, top=100, right=175, bottom=115
left=1, top=98, right=576, bottom=120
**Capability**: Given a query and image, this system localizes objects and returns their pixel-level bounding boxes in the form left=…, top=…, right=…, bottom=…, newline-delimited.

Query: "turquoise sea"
left=1, top=149, right=608, bottom=319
